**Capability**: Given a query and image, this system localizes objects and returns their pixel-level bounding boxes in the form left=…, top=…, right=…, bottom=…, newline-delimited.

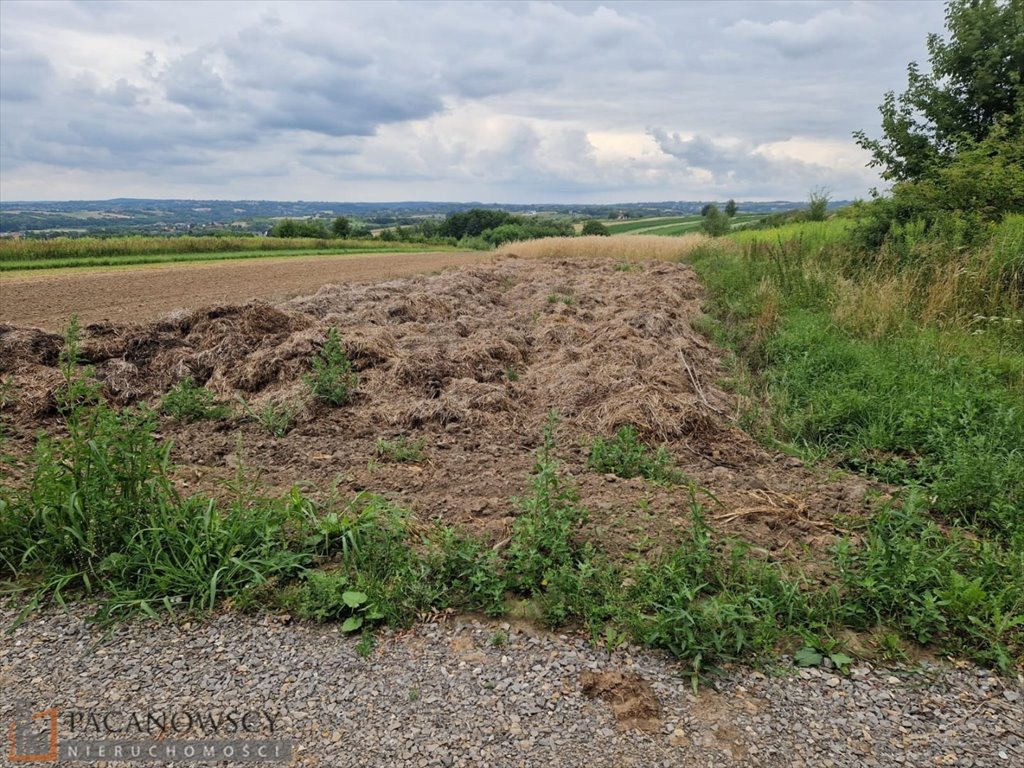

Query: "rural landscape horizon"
left=2, top=1, right=1022, bottom=766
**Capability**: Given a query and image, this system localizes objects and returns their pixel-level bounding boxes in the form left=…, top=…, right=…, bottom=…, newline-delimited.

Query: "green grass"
left=375, top=436, right=427, bottom=463
left=760, top=315, right=1023, bottom=536
left=688, top=220, right=1024, bottom=543
left=0, top=325, right=310, bottom=620
left=835, top=491, right=1024, bottom=670
left=604, top=214, right=762, bottom=237
left=642, top=214, right=762, bottom=237
left=676, top=214, right=1024, bottom=668
left=726, top=218, right=855, bottom=249
left=0, top=244, right=460, bottom=272
left=634, top=220, right=705, bottom=236
left=587, top=425, right=685, bottom=485
left=160, top=377, right=229, bottom=422
left=0, top=234, right=459, bottom=261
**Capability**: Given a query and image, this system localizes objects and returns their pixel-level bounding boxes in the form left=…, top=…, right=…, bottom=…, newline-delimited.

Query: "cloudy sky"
left=0, top=0, right=947, bottom=203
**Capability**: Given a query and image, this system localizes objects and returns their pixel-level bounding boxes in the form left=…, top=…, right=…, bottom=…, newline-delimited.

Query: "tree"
left=701, top=204, right=730, bottom=236
left=807, top=187, right=831, bottom=221
left=271, top=219, right=298, bottom=238
left=331, top=216, right=352, bottom=238
left=438, top=208, right=514, bottom=239
left=724, top=199, right=738, bottom=217
left=853, top=0, right=1024, bottom=183
left=270, top=218, right=329, bottom=238
left=700, top=203, right=713, bottom=217
left=581, top=220, right=611, bottom=236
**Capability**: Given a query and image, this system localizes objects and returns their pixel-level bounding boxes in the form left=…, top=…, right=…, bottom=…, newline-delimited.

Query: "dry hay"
left=0, top=256, right=735, bottom=444
left=0, top=325, right=62, bottom=371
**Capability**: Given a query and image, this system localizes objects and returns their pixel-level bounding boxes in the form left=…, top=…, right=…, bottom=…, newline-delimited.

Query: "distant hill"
left=0, top=198, right=848, bottom=236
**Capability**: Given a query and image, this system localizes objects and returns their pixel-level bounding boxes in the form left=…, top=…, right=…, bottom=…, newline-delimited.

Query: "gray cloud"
left=0, top=0, right=948, bottom=201
left=0, top=48, right=53, bottom=103
left=646, top=126, right=865, bottom=199
left=158, top=49, right=231, bottom=112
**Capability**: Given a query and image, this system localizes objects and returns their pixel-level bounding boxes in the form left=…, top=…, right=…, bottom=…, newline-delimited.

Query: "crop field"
left=605, top=213, right=762, bottom=236
left=0, top=250, right=493, bottom=329
left=2, top=220, right=1021, bottom=675
left=604, top=216, right=700, bottom=234
left=649, top=214, right=762, bottom=235
left=0, top=235, right=458, bottom=271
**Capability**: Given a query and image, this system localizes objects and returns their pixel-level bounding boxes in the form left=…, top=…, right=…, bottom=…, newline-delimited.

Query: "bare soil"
left=580, top=670, right=663, bottom=732
left=0, top=250, right=491, bottom=330
left=0, top=256, right=875, bottom=563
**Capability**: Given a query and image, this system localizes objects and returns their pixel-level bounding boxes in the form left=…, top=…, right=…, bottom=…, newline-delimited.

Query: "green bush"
left=849, top=131, right=1024, bottom=252
left=438, top=209, right=515, bottom=239
left=622, top=501, right=816, bottom=683
left=270, top=218, right=330, bottom=238
left=807, top=188, right=831, bottom=222
left=307, top=327, right=358, bottom=406
left=429, top=527, right=507, bottom=617
left=481, top=219, right=575, bottom=246
left=331, top=216, right=352, bottom=238
left=293, top=572, right=377, bottom=631
left=288, top=494, right=506, bottom=626
left=581, top=220, right=611, bottom=236
left=241, top=397, right=298, bottom=437
left=286, top=494, right=438, bottom=627
left=701, top=204, right=730, bottom=237
left=506, top=414, right=587, bottom=594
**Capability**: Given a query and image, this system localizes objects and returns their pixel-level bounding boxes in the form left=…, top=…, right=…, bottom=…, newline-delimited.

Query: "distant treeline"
left=269, top=209, right=580, bottom=247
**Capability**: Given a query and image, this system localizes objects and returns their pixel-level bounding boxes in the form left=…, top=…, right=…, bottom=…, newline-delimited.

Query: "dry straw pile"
left=1, top=251, right=734, bottom=445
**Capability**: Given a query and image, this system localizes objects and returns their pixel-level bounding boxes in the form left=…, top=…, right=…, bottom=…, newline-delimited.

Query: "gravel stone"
left=2, top=606, right=1022, bottom=767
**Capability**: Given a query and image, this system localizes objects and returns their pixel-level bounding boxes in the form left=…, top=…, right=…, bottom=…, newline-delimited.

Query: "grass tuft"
left=160, top=377, right=229, bottom=422
left=587, top=425, right=685, bottom=485
left=375, top=436, right=427, bottom=463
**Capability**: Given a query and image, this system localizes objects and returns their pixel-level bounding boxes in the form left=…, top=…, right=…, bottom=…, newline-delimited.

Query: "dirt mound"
left=580, top=669, right=662, bottom=732
left=0, top=256, right=875, bottom=558
left=281, top=258, right=731, bottom=439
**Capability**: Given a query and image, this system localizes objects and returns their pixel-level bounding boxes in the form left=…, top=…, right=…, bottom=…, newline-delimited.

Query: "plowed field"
left=0, top=250, right=492, bottom=330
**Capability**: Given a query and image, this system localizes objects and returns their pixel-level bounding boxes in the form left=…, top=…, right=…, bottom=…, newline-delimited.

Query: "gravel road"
left=1, top=606, right=1021, bottom=767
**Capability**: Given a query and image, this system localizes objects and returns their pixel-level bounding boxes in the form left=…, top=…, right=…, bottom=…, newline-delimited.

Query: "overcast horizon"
left=1, top=0, right=947, bottom=203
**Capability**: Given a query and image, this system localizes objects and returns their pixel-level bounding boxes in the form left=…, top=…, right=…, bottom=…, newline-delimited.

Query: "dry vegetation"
left=498, top=234, right=708, bottom=262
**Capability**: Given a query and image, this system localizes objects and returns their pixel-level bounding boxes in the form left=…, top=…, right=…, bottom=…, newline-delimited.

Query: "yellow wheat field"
left=496, top=234, right=710, bottom=262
